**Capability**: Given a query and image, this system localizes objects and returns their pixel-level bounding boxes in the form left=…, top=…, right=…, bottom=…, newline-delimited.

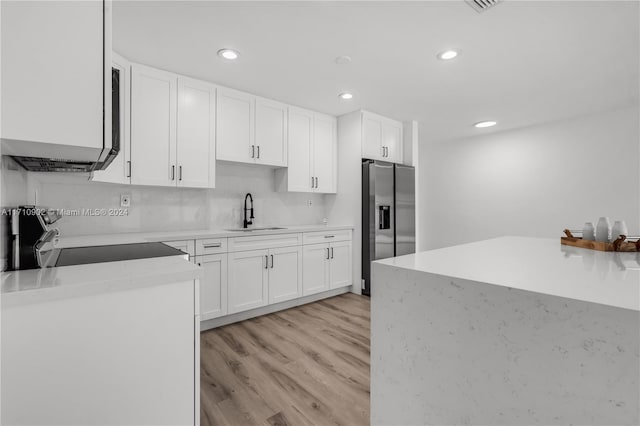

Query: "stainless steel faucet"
left=243, top=193, right=254, bottom=228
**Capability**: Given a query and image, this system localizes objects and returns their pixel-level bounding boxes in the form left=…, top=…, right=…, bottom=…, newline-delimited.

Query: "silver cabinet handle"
left=311, top=176, right=315, bottom=188
left=315, top=177, right=318, bottom=188
left=251, top=145, right=255, bottom=158
left=324, top=235, right=335, bottom=239
left=265, top=255, right=268, bottom=269
left=171, top=165, right=175, bottom=180
left=326, top=248, right=330, bottom=260
left=203, top=243, right=221, bottom=248
left=179, top=165, right=183, bottom=181
left=126, top=161, right=131, bottom=178
left=257, top=145, right=260, bottom=159
left=331, top=247, right=334, bottom=259
left=270, top=254, right=274, bottom=269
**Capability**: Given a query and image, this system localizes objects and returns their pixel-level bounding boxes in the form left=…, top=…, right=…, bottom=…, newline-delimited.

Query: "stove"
left=51, top=242, right=187, bottom=267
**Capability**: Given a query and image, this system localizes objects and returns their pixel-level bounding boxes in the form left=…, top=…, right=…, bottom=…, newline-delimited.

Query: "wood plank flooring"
left=200, top=293, right=370, bottom=426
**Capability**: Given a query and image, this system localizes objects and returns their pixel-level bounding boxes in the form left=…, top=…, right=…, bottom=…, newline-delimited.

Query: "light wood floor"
left=200, top=293, right=370, bottom=426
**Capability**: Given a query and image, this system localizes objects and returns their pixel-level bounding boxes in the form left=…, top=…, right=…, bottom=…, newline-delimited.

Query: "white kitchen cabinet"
left=93, top=52, right=131, bottom=185
left=195, top=254, right=228, bottom=321
left=268, top=246, right=302, bottom=304
left=216, top=87, right=255, bottom=163
left=313, top=113, right=337, bottom=193
left=130, top=64, right=177, bottom=187
left=255, top=98, right=288, bottom=167
left=361, top=111, right=403, bottom=163
left=274, top=108, right=337, bottom=194
left=302, top=240, right=352, bottom=296
left=227, top=249, right=269, bottom=314
left=177, top=77, right=216, bottom=188
left=1, top=0, right=111, bottom=161
left=302, top=244, right=330, bottom=296
left=328, top=240, right=352, bottom=289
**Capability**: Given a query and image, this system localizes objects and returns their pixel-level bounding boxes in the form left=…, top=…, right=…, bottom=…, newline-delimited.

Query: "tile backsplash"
left=2, top=159, right=329, bottom=237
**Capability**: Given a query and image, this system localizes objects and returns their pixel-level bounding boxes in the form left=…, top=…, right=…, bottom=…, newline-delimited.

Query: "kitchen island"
left=371, top=236, right=639, bottom=425
left=1, top=256, right=203, bottom=425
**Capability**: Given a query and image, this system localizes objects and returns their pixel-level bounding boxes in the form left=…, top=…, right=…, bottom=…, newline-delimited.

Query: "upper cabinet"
left=130, top=64, right=215, bottom=188
left=216, top=89, right=287, bottom=167
left=216, top=87, right=255, bottom=163
left=93, top=53, right=131, bottom=185
left=361, top=111, right=403, bottom=164
left=177, top=77, right=216, bottom=188
left=1, top=0, right=111, bottom=160
left=275, top=108, right=337, bottom=194
left=130, top=64, right=178, bottom=187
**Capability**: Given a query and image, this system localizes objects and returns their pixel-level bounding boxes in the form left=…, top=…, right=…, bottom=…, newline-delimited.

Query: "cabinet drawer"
left=303, top=229, right=352, bottom=245
left=228, top=233, right=302, bottom=252
left=195, top=238, right=227, bottom=256
left=163, top=240, right=195, bottom=257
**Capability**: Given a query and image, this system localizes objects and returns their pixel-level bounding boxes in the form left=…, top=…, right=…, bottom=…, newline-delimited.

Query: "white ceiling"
left=113, top=1, right=639, bottom=143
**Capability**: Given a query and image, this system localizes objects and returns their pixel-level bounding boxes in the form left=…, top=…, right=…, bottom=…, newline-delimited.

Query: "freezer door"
left=373, top=161, right=395, bottom=260
left=395, top=164, right=416, bottom=256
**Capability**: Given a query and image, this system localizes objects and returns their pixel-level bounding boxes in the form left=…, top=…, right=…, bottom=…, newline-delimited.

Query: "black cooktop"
left=55, top=242, right=187, bottom=267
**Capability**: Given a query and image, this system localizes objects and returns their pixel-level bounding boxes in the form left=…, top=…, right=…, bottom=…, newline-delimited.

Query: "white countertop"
left=1, top=256, right=202, bottom=307
left=54, top=224, right=353, bottom=248
left=375, top=236, right=640, bottom=311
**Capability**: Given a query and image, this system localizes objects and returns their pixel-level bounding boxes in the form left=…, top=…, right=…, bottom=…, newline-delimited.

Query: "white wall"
left=1, top=162, right=327, bottom=238
left=419, top=104, right=640, bottom=250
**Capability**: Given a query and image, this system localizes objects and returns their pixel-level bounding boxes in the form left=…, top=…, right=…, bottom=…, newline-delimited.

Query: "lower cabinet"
left=194, top=254, right=228, bottom=321
left=227, top=249, right=269, bottom=314
left=303, top=240, right=352, bottom=296
left=268, top=246, right=302, bottom=304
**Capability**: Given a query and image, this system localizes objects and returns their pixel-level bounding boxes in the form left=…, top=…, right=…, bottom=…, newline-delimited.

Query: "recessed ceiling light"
left=217, top=48, right=239, bottom=60
left=474, top=121, right=497, bottom=128
left=338, top=92, right=354, bottom=100
left=335, top=55, right=352, bottom=65
left=437, top=50, right=459, bottom=60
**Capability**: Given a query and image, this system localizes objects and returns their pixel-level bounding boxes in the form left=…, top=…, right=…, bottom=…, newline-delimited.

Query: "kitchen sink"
left=225, top=227, right=287, bottom=232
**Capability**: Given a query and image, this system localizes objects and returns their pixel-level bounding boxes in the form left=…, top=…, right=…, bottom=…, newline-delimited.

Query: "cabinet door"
left=286, top=107, right=314, bottom=192
left=312, top=113, right=337, bottom=194
left=93, top=53, right=131, bottom=185
left=1, top=1, right=106, bottom=152
left=268, top=246, right=302, bottom=304
left=362, top=112, right=383, bottom=160
left=195, top=254, right=228, bottom=321
left=383, top=119, right=403, bottom=164
left=329, top=241, right=352, bottom=289
left=130, top=64, right=177, bottom=186
left=177, top=77, right=216, bottom=188
left=302, top=244, right=329, bottom=296
left=216, top=87, right=255, bottom=163
left=227, top=250, right=268, bottom=314
left=255, top=98, right=287, bottom=167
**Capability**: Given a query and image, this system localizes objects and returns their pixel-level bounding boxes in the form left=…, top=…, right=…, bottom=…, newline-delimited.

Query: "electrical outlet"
left=307, top=200, right=313, bottom=207
left=120, top=193, right=131, bottom=208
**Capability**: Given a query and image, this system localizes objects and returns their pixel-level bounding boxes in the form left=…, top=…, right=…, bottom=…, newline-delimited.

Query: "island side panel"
left=371, top=262, right=639, bottom=426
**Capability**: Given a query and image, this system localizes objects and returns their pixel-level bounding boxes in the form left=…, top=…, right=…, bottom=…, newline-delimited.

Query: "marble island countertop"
left=54, top=224, right=354, bottom=248
left=375, top=236, right=640, bottom=311
left=1, top=256, right=203, bottom=307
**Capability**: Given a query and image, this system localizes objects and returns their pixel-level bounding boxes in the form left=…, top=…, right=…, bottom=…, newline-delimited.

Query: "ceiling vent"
left=466, top=0, right=501, bottom=13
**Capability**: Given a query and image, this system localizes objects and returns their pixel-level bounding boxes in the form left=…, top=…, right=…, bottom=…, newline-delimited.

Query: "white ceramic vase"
left=582, top=222, right=595, bottom=241
left=611, top=220, right=628, bottom=241
left=595, top=217, right=611, bottom=242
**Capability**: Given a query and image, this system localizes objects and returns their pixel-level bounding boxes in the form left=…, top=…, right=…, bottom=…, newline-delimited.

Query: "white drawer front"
left=303, top=229, right=352, bottom=245
left=163, top=240, right=195, bottom=257
left=195, top=238, right=228, bottom=256
left=228, top=233, right=302, bottom=252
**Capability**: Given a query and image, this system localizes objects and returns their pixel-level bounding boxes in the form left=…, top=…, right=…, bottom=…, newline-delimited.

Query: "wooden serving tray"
left=561, top=229, right=640, bottom=252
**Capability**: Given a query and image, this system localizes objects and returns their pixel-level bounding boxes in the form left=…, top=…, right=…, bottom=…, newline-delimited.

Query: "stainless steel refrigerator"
left=362, top=160, right=416, bottom=296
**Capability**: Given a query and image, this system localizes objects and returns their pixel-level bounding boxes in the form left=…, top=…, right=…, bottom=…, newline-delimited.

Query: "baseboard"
left=200, top=286, right=351, bottom=331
